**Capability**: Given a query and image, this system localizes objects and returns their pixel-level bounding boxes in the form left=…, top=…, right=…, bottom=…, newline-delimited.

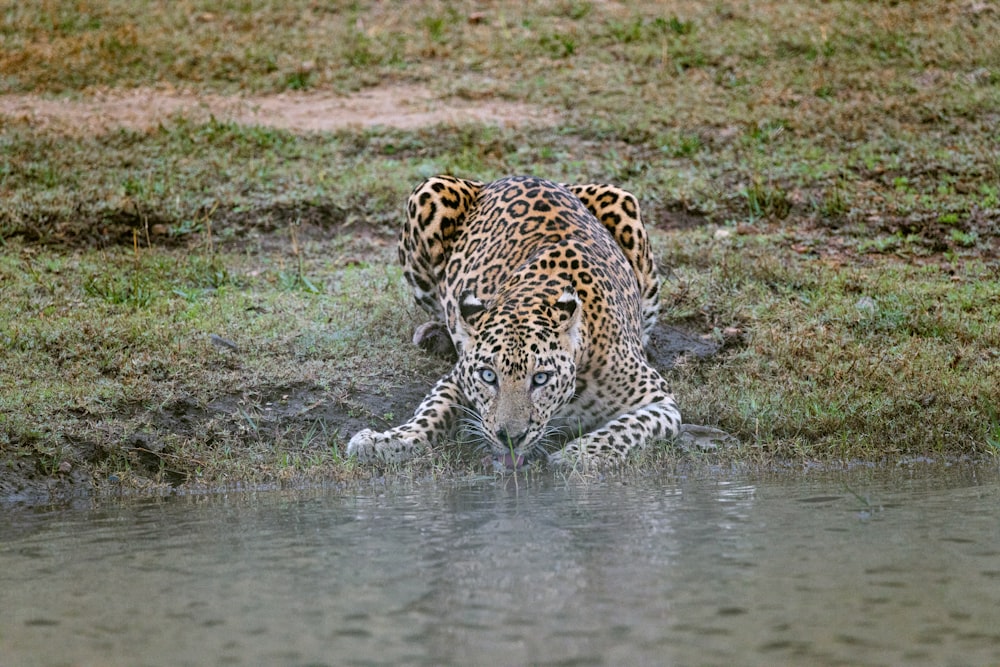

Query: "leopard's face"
left=456, top=331, right=577, bottom=462
left=452, top=287, right=584, bottom=463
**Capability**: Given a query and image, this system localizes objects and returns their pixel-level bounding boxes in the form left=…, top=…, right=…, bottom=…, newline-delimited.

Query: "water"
left=2, top=464, right=999, bottom=667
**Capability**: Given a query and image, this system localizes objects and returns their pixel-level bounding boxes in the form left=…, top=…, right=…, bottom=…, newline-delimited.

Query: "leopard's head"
left=452, top=285, right=583, bottom=466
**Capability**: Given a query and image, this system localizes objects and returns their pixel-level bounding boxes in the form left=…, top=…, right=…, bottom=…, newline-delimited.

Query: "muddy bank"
left=0, top=321, right=721, bottom=506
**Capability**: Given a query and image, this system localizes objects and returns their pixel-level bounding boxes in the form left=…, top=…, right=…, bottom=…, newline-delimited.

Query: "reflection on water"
left=2, top=465, right=1000, bottom=666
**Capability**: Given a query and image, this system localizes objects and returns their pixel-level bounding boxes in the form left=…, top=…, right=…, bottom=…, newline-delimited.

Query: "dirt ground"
left=0, top=84, right=556, bottom=135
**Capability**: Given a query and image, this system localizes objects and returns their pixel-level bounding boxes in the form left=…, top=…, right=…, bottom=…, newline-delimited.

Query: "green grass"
left=1, top=0, right=999, bottom=495
left=662, top=233, right=999, bottom=460
left=1, top=238, right=446, bottom=489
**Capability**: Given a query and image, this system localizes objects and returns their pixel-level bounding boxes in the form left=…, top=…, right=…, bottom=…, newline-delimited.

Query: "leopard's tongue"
left=501, top=453, right=525, bottom=470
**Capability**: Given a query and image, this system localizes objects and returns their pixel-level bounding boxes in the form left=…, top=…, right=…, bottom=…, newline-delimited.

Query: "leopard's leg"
left=347, top=177, right=482, bottom=462
left=566, top=183, right=661, bottom=347
left=547, top=366, right=680, bottom=469
left=399, top=175, right=483, bottom=324
left=347, top=372, right=468, bottom=463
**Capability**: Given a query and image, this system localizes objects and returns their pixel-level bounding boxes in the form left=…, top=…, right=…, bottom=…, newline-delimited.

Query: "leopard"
left=346, top=174, right=682, bottom=469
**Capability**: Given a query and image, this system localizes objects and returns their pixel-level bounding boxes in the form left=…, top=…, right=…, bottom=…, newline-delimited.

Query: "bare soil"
left=0, top=84, right=556, bottom=135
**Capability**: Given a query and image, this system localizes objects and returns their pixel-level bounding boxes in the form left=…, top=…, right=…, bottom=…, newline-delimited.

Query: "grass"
left=663, top=233, right=999, bottom=460
left=1, top=0, right=999, bottom=497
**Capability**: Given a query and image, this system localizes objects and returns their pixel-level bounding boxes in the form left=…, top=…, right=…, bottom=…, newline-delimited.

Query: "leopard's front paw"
left=548, top=437, right=627, bottom=470
left=346, top=428, right=381, bottom=463
left=346, top=429, right=422, bottom=464
left=547, top=444, right=595, bottom=470
left=546, top=448, right=571, bottom=468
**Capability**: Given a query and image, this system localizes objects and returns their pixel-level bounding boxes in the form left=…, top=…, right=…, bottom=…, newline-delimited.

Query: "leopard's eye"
left=532, top=371, right=550, bottom=387
left=478, top=368, right=498, bottom=385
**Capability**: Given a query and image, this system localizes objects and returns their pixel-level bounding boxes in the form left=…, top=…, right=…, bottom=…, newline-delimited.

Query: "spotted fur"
left=346, top=175, right=681, bottom=468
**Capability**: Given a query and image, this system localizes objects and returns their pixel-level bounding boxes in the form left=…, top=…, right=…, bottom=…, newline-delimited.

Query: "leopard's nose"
left=496, top=429, right=527, bottom=448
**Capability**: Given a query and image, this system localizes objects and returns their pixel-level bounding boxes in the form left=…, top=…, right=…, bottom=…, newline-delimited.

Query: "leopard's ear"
left=459, top=290, right=486, bottom=323
left=453, top=289, right=487, bottom=349
left=552, top=286, right=583, bottom=345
